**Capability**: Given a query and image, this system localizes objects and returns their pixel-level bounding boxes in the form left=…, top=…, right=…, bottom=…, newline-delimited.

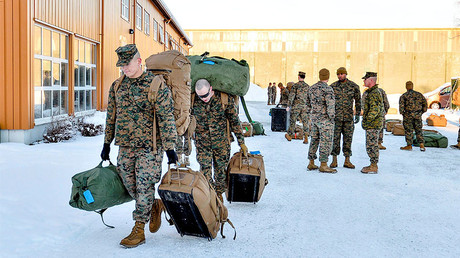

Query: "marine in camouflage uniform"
left=101, top=44, right=177, bottom=247
left=267, top=83, right=272, bottom=105
left=361, top=72, right=384, bottom=174
left=329, top=67, right=361, bottom=169
left=399, top=81, right=428, bottom=151
left=286, top=71, right=310, bottom=144
left=271, top=82, right=278, bottom=104
left=306, top=69, right=336, bottom=173
left=362, top=85, right=389, bottom=149
left=278, top=84, right=289, bottom=106
left=192, top=79, right=247, bottom=197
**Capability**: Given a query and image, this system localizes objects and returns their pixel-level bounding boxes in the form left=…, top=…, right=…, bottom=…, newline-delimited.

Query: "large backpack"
left=145, top=50, right=192, bottom=136
left=413, top=130, right=448, bottom=148
left=158, top=166, right=235, bottom=240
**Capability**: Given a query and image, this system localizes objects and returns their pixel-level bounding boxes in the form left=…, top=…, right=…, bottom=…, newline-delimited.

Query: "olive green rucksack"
left=69, top=161, right=132, bottom=227
left=413, top=130, right=448, bottom=148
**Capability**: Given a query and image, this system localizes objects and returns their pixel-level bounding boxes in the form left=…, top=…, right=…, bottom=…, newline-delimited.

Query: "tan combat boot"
left=343, top=156, right=355, bottom=169
left=307, top=159, right=318, bottom=170
left=361, top=163, right=378, bottom=174
left=400, top=145, right=412, bottom=151
left=120, top=221, right=146, bottom=248
left=329, top=156, right=338, bottom=168
left=285, top=133, right=292, bottom=141
left=420, top=143, right=426, bottom=152
left=378, top=143, right=386, bottom=150
left=319, top=162, right=337, bottom=173
left=451, top=141, right=460, bottom=149
left=149, top=199, right=164, bottom=233
left=303, top=134, right=309, bottom=144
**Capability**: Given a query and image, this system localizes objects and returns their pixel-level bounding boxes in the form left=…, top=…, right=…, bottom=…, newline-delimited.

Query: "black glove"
left=100, top=143, right=110, bottom=161
left=166, top=150, right=178, bottom=164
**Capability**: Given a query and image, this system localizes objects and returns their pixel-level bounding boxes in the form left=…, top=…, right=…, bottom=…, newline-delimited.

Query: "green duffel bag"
left=251, top=121, right=265, bottom=135
left=187, top=52, right=250, bottom=96
left=69, top=161, right=133, bottom=227
left=413, top=130, right=448, bottom=148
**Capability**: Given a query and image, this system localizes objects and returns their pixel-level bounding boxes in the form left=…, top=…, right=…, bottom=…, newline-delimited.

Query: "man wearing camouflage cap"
left=329, top=67, right=361, bottom=169
left=286, top=71, right=310, bottom=144
left=101, top=44, right=178, bottom=248
left=306, top=69, right=337, bottom=173
left=361, top=72, right=384, bottom=174
left=399, top=81, right=428, bottom=151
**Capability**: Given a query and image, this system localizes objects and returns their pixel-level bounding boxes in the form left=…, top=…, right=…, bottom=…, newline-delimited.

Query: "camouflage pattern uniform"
left=362, top=84, right=384, bottom=164
left=330, top=79, right=361, bottom=157
left=306, top=81, right=335, bottom=162
left=287, top=81, right=310, bottom=136
left=279, top=87, right=289, bottom=106
left=399, top=89, right=428, bottom=145
left=267, top=84, right=272, bottom=105
left=192, top=90, right=244, bottom=195
left=271, top=84, right=277, bottom=104
left=104, top=71, right=177, bottom=223
left=362, top=87, right=389, bottom=143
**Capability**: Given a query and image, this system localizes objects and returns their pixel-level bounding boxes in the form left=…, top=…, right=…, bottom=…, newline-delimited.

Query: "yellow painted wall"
left=186, top=29, right=460, bottom=94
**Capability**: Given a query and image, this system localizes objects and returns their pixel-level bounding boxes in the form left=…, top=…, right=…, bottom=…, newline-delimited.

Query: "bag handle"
left=97, top=160, right=114, bottom=168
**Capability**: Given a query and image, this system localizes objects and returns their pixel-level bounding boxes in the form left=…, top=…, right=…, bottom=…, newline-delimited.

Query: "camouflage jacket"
left=104, top=71, right=177, bottom=150
left=192, top=90, right=244, bottom=146
left=362, top=86, right=389, bottom=117
left=271, top=85, right=277, bottom=97
left=306, top=81, right=335, bottom=122
left=362, top=85, right=384, bottom=130
left=288, top=81, right=310, bottom=109
left=279, top=88, right=289, bottom=105
left=330, top=79, right=361, bottom=121
left=399, top=89, right=428, bottom=119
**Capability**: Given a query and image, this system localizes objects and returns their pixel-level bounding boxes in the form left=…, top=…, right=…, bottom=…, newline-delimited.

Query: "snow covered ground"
left=1, top=84, right=460, bottom=257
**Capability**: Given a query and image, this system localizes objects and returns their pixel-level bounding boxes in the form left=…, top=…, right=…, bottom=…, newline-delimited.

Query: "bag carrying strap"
left=147, top=75, right=165, bottom=152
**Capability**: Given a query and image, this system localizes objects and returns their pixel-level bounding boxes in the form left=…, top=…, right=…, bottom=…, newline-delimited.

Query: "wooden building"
left=186, top=28, right=460, bottom=94
left=0, top=0, right=192, bottom=144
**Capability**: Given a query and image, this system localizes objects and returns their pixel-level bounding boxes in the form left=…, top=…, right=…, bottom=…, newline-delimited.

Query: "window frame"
left=159, top=25, right=164, bottom=44
left=74, top=38, right=98, bottom=115
left=121, top=0, right=130, bottom=22
left=144, top=10, right=150, bottom=35
left=135, top=3, right=142, bottom=31
left=153, top=19, right=158, bottom=41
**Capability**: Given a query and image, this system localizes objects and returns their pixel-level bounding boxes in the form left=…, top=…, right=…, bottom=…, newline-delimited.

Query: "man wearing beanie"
left=306, top=68, right=337, bottom=173
left=361, top=72, right=384, bottom=174
left=286, top=71, right=311, bottom=144
left=329, top=67, right=361, bottom=169
left=399, top=81, right=428, bottom=151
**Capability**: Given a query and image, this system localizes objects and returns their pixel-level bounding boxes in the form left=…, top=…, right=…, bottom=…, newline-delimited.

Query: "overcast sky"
left=165, top=0, right=459, bottom=30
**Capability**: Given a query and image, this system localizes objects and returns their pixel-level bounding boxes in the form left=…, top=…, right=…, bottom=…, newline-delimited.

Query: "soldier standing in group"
left=362, top=82, right=389, bottom=150
left=329, top=67, right=361, bottom=169
left=100, top=44, right=178, bottom=248
left=267, top=82, right=272, bottom=105
left=192, top=79, right=248, bottom=202
left=279, top=82, right=289, bottom=106
left=361, top=72, right=384, bottom=174
left=271, top=82, right=278, bottom=104
left=399, top=81, right=428, bottom=151
left=285, top=71, right=310, bottom=144
left=306, top=69, right=336, bottom=173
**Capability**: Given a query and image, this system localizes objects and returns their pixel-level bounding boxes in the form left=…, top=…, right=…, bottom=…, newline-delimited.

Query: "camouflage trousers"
left=331, top=120, right=355, bottom=157
left=379, top=118, right=386, bottom=143
left=403, top=117, right=424, bottom=145
left=365, top=129, right=380, bottom=164
left=287, top=107, right=310, bottom=136
left=175, top=135, right=192, bottom=156
left=195, top=137, right=230, bottom=195
left=308, top=120, right=334, bottom=162
left=267, top=93, right=272, bottom=105
left=117, top=146, right=163, bottom=223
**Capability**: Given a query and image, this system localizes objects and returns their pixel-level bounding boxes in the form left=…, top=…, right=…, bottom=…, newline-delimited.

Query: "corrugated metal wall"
left=187, top=29, right=460, bottom=94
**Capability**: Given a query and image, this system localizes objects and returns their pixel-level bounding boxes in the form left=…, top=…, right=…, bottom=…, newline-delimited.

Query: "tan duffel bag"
left=392, top=123, right=405, bottom=136
left=158, top=166, right=235, bottom=240
left=241, top=121, right=253, bottom=137
left=226, top=151, right=268, bottom=203
left=386, top=119, right=402, bottom=132
left=426, top=114, right=447, bottom=127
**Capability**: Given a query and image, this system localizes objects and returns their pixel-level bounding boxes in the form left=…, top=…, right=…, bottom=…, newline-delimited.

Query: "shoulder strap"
left=114, top=74, right=126, bottom=93
left=148, top=75, right=166, bottom=152
left=220, top=92, right=232, bottom=145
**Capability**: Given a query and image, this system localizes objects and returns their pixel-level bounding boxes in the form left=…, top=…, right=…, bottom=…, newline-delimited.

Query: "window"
left=74, top=38, right=97, bottom=113
left=121, top=0, right=129, bottom=21
left=144, top=10, right=150, bottom=35
left=136, top=3, right=142, bottom=31
left=34, top=25, right=69, bottom=120
left=165, top=32, right=170, bottom=49
left=159, top=25, right=164, bottom=44
left=153, top=19, right=158, bottom=41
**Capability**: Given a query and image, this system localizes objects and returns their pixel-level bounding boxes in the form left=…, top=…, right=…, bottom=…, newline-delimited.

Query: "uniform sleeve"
left=288, top=84, right=296, bottom=107
left=104, top=80, right=118, bottom=145
left=225, top=96, right=245, bottom=146
left=155, top=83, right=177, bottom=151
left=326, top=87, right=335, bottom=120
left=367, top=93, right=383, bottom=121
left=421, top=93, right=428, bottom=113
left=399, top=94, right=405, bottom=116
left=353, top=83, right=362, bottom=115
left=305, top=88, right=311, bottom=114
left=382, top=90, right=390, bottom=113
